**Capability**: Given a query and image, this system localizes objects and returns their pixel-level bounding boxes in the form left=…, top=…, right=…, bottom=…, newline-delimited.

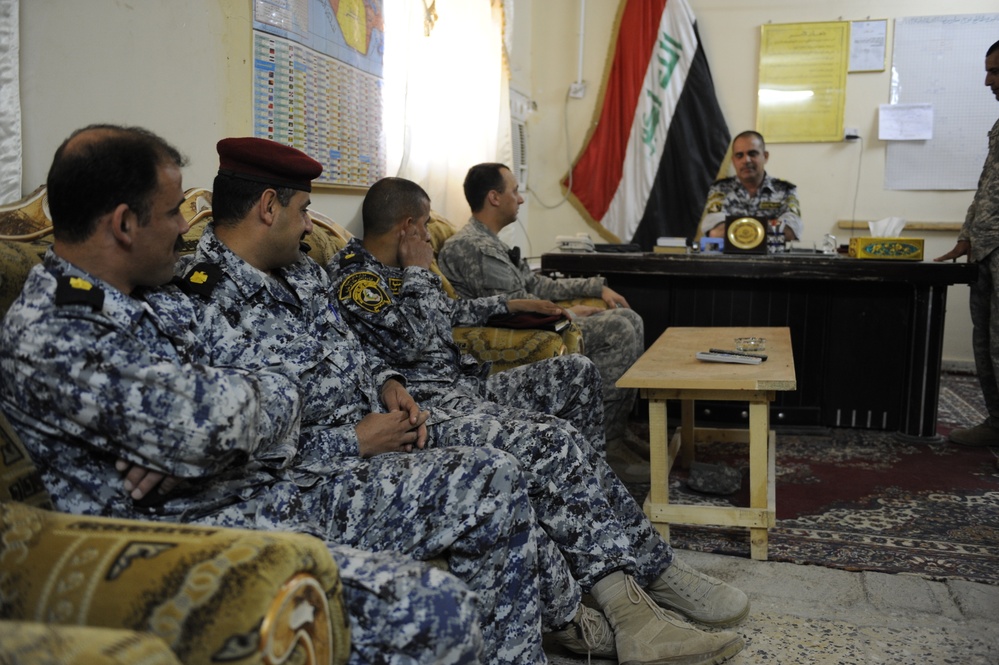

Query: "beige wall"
left=520, top=0, right=999, bottom=366
left=17, top=0, right=995, bottom=363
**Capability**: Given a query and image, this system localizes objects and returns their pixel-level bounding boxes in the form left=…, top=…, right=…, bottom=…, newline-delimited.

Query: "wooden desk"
left=543, top=251, right=975, bottom=438
left=618, top=326, right=797, bottom=560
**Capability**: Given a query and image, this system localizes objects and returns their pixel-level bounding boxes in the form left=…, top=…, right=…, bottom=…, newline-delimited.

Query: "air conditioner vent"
left=511, top=119, right=528, bottom=187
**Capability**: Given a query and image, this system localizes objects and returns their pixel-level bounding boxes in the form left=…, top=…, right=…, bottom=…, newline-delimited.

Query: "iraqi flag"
left=565, top=0, right=729, bottom=249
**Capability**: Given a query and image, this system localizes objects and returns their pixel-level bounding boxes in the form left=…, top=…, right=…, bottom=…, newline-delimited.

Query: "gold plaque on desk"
left=723, top=216, right=767, bottom=254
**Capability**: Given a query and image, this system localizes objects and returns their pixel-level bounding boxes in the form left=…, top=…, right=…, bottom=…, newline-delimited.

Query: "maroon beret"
left=216, top=137, right=323, bottom=192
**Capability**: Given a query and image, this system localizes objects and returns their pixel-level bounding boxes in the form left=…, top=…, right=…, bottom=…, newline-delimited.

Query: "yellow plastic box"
left=848, top=237, right=924, bottom=260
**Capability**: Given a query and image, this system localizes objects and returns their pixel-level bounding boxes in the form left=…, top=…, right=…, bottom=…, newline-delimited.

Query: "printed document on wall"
left=879, top=104, right=933, bottom=141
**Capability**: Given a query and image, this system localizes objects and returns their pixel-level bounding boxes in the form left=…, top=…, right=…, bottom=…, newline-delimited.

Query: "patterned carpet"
left=625, top=372, right=999, bottom=585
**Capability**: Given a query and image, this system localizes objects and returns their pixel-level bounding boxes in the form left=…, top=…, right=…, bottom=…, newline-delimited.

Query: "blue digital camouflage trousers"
left=428, top=355, right=674, bottom=632
left=485, top=354, right=608, bottom=455
left=334, top=546, right=483, bottom=664
left=306, top=446, right=543, bottom=664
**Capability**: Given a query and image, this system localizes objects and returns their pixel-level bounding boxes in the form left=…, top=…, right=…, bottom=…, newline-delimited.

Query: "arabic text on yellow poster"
left=757, top=22, right=849, bottom=143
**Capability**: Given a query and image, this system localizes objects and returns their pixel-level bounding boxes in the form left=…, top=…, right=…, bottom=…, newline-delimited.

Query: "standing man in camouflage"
left=186, top=143, right=746, bottom=665
left=331, top=176, right=750, bottom=664
left=0, top=124, right=506, bottom=665
left=935, top=40, right=999, bottom=447
left=699, top=131, right=802, bottom=241
left=436, top=163, right=647, bottom=463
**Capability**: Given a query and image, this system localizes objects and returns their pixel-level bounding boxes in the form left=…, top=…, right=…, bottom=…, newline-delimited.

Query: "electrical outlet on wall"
left=844, top=127, right=860, bottom=140
left=569, top=81, right=587, bottom=99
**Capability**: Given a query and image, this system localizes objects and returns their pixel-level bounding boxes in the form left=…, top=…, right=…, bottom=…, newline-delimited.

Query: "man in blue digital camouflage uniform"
left=330, top=176, right=754, bottom=663
left=699, top=130, right=802, bottom=241
left=169, top=137, right=552, bottom=665
left=179, top=140, right=745, bottom=665
left=0, top=125, right=513, bottom=665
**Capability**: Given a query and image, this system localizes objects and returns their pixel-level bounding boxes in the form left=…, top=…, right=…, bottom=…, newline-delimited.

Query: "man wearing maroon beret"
left=0, top=125, right=489, bottom=665
left=177, top=137, right=547, bottom=665
left=176, top=137, right=746, bottom=665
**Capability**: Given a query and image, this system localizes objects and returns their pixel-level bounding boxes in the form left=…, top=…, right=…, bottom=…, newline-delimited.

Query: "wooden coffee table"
left=617, top=326, right=796, bottom=560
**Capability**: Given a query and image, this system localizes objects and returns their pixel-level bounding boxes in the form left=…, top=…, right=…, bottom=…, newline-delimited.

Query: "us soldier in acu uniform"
left=0, top=124, right=493, bottom=665
left=935, top=40, right=999, bottom=450
left=436, top=162, right=649, bottom=475
left=330, top=176, right=750, bottom=665
left=700, top=130, right=803, bottom=241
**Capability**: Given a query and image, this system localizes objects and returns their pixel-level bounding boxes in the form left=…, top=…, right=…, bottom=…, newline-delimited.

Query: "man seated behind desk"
left=0, top=124, right=503, bottom=665
left=436, top=162, right=646, bottom=460
left=700, top=130, right=802, bottom=241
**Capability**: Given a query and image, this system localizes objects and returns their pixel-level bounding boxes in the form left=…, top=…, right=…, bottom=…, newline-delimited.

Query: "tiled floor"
left=545, top=549, right=999, bottom=664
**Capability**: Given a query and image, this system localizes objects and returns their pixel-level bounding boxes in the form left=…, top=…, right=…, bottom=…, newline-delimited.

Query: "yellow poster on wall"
left=757, top=22, right=849, bottom=143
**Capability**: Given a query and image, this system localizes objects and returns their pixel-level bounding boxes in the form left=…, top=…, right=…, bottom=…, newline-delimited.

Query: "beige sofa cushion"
left=0, top=502, right=350, bottom=665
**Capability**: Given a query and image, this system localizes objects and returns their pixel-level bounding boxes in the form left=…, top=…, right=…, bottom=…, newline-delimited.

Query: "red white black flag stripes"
left=565, top=0, right=729, bottom=248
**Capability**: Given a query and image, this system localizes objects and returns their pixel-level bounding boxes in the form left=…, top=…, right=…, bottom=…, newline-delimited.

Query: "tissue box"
left=848, top=237, right=924, bottom=260
left=655, top=237, right=687, bottom=254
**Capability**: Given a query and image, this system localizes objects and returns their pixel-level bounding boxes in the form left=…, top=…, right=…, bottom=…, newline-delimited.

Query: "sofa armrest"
left=556, top=297, right=608, bottom=310
left=0, top=620, right=182, bottom=665
left=452, top=322, right=583, bottom=374
left=0, top=502, right=349, bottom=665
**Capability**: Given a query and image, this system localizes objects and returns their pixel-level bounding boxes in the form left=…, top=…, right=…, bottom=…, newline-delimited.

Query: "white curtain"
left=383, top=0, right=511, bottom=223
left=0, top=0, right=20, bottom=204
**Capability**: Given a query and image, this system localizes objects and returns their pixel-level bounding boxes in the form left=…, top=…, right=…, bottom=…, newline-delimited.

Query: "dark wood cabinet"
left=541, top=251, right=976, bottom=438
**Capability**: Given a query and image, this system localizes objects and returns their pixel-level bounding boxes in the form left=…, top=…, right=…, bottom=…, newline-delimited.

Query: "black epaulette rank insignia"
left=339, top=252, right=363, bottom=267
left=177, top=262, right=223, bottom=298
left=55, top=276, right=104, bottom=310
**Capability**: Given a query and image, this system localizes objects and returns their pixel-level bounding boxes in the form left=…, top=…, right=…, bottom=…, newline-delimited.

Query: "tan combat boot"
left=550, top=603, right=616, bottom=660
left=591, top=571, right=744, bottom=665
left=646, top=558, right=750, bottom=627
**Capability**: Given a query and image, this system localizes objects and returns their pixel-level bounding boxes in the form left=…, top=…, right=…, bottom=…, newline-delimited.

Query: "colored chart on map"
left=253, top=0, right=386, bottom=187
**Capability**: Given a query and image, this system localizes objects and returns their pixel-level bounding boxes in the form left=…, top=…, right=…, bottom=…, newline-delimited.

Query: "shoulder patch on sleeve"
left=55, top=276, right=104, bottom=310
left=177, top=262, right=223, bottom=298
left=338, top=271, right=391, bottom=313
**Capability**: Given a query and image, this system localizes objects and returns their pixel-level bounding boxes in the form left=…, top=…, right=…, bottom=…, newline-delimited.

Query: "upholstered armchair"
left=0, top=188, right=350, bottom=665
left=426, top=212, right=599, bottom=368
